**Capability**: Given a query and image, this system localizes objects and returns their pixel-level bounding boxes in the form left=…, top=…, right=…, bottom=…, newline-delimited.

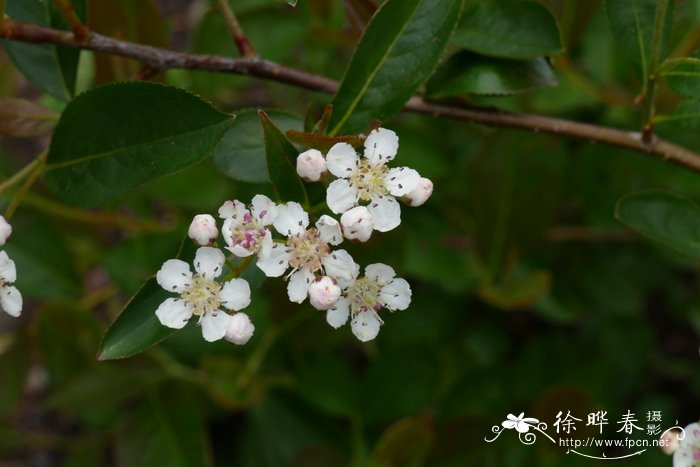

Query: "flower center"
left=349, top=159, right=388, bottom=202
left=181, top=274, right=221, bottom=316
left=347, top=277, right=382, bottom=315
left=229, top=212, right=267, bottom=252
left=287, top=228, right=330, bottom=272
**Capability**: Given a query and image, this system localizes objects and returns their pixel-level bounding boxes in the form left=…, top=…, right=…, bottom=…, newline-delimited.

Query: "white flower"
left=225, top=312, right=255, bottom=345
left=502, top=413, right=539, bottom=433
left=296, top=149, right=327, bottom=182
left=155, top=247, right=252, bottom=342
left=0, top=216, right=11, bottom=246
left=340, top=206, right=374, bottom=242
left=404, top=177, right=434, bottom=207
left=220, top=195, right=277, bottom=258
left=673, top=423, right=700, bottom=467
left=256, top=202, right=354, bottom=306
left=0, top=251, right=22, bottom=317
left=308, top=276, right=341, bottom=310
left=325, top=263, right=411, bottom=342
left=188, top=214, right=218, bottom=246
left=325, top=128, right=421, bottom=236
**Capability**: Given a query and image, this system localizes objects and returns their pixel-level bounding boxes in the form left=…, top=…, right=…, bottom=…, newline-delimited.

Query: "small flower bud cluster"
left=154, top=127, right=428, bottom=343
left=661, top=422, right=700, bottom=466
left=0, top=215, right=22, bottom=318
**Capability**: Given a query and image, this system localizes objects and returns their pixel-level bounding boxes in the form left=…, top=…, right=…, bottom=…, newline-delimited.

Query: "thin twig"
left=4, top=152, right=46, bottom=219
left=0, top=157, right=42, bottom=193
left=49, top=0, right=87, bottom=42
left=214, top=0, right=256, bottom=58
left=2, top=18, right=700, bottom=174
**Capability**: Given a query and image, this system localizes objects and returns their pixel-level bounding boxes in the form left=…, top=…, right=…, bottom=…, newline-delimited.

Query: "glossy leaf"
left=427, top=52, right=557, bottom=97
left=615, top=190, right=700, bottom=258
left=605, top=0, right=673, bottom=73
left=453, top=1, right=562, bottom=60
left=97, top=240, right=197, bottom=360
left=2, top=0, right=87, bottom=101
left=44, top=83, right=234, bottom=207
left=212, top=109, right=302, bottom=184
left=0, top=98, right=58, bottom=137
left=663, top=56, right=700, bottom=98
left=327, top=0, right=463, bottom=135
left=259, top=110, right=308, bottom=205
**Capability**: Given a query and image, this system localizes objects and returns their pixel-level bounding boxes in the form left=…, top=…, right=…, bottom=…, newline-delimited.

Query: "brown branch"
left=50, top=0, right=88, bottom=42
left=2, top=17, right=700, bottom=174
left=213, top=0, right=256, bottom=58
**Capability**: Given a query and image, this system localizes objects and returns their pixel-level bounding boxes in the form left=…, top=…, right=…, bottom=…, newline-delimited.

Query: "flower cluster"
left=661, top=422, right=700, bottom=466
left=154, top=128, right=431, bottom=344
left=0, top=215, right=22, bottom=318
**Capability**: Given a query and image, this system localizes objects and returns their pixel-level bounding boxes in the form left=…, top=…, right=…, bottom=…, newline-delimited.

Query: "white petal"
left=326, top=179, right=358, bottom=215
left=225, top=312, right=255, bottom=345
left=364, top=263, right=395, bottom=285
left=219, top=278, right=251, bottom=311
left=287, top=269, right=314, bottom=303
left=337, top=263, right=361, bottom=290
left=364, top=128, right=398, bottom=165
left=367, top=195, right=401, bottom=232
left=351, top=310, right=383, bottom=342
left=326, top=297, right=350, bottom=328
left=250, top=194, right=278, bottom=226
left=385, top=167, right=420, bottom=196
left=255, top=243, right=291, bottom=277
left=0, top=216, right=12, bottom=246
left=200, top=310, right=231, bottom=342
left=326, top=143, right=359, bottom=178
left=315, top=215, right=342, bottom=246
left=259, top=232, right=273, bottom=258
left=218, top=199, right=246, bottom=220
left=228, top=243, right=254, bottom=258
left=1, top=286, right=22, bottom=317
left=380, top=278, right=412, bottom=311
left=194, top=247, right=226, bottom=279
left=404, top=177, right=434, bottom=207
left=155, top=298, right=193, bottom=329
left=156, top=259, right=192, bottom=293
left=273, top=202, right=309, bottom=237
left=321, top=249, right=356, bottom=281
left=340, top=206, right=374, bottom=242
left=0, top=251, right=16, bottom=283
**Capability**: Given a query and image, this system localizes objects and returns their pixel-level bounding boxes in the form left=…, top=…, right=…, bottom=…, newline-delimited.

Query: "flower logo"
left=502, top=413, right=540, bottom=433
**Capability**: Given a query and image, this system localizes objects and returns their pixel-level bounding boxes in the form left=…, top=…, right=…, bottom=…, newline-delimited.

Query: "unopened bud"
left=404, top=177, right=433, bottom=207
left=340, top=206, right=374, bottom=242
left=296, top=149, right=327, bottom=182
left=188, top=214, right=218, bottom=246
left=308, top=276, right=341, bottom=310
left=225, top=312, right=255, bottom=345
left=0, top=216, right=11, bottom=246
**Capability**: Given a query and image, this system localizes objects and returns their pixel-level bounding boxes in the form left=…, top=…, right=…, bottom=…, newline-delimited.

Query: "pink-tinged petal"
left=0, top=251, right=16, bottom=283
left=255, top=243, right=291, bottom=277
left=326, top=142, right=358, bottom=177
left=200, top=310, right=232, bottom=342
left=273, top=202, right=309, bottom=237
left=364, top=128, right=398, bottom=165
left=155, top=298, right=193, bottom=329
left=385, top=167, right=420, bottom=196
left=326, top=297, right=350, bottom=328
left=351, top=310, right=383, bottom=342
left=287, top=268, right=314, bottom=303
left=0, top=286, right=22, bottom=317
left=326, top=179, right=358, bottom=214
left=219, top=278, right=251, bottom=311
left=193, top=247, right=226, bottom=279
left=364, top=263, right=395, bottom=285
left=156, top=259, right=192, bottom=293
left=250, top=194, right=278, bottom=225
left=367, top=195, right=401, bottom=232
left=379, top=278, right=412, bottom=311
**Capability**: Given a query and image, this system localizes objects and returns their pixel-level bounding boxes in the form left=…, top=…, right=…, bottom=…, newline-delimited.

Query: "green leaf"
left=2, top=0, right=87, bottom=101
left=662, top=55, right=700, bottom=98
left=44, top=82, right=234, bottom=207
left=259, top=110, right=308, bottom=205
left=0, top=333, right=30, bottom=416
left=212, top=109, right=303, bottom=184
left=426, top=51, right=557, bottom=97
left=605, top=0, right=673, bottom=74
left=327, top=0, right=463, bottom=135
left=371, top=415, right=435, bottom=467
left=0, top=98, right=58, bottom=137
left=452, top=1, right=562, bottom=60
left=97, top=239, right=197, bottom=360
left=615, top=190, right=700, bottom=258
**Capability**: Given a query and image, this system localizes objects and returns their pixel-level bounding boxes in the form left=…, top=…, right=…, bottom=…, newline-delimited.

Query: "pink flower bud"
left=660, top=429, right=681, bottom=455
left=188, top=214, right=218, bottom=246
left=340, top=206, right=374, bottom=242
left=0, top=216, right=11, bottom=246
left=308, top=276, right=341, bottom=310
left=404, top=177, right=433, bottom=207
left=225, top=312, right=255, bottom=345
left=296, top=149, right=327, bottom=182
